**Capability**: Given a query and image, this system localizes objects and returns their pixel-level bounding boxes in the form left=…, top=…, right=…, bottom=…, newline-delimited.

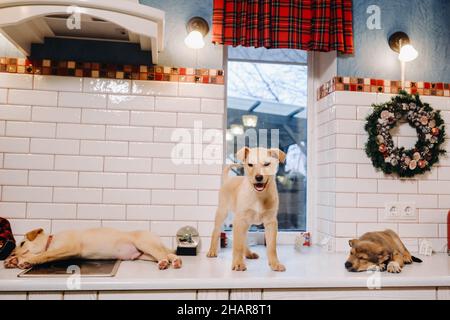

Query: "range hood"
left=0, top=0, right=165, bottom=63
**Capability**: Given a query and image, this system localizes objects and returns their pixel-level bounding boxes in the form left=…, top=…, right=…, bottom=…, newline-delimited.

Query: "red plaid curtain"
left=212, top=0, right=354, bottom=54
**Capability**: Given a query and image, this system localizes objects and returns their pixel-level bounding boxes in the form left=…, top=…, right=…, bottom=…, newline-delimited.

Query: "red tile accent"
left=0, top=57, right=225, bottom=85
left=318, top=76, right=450, bottom=100
left=202, top=76, right=210, bottom=84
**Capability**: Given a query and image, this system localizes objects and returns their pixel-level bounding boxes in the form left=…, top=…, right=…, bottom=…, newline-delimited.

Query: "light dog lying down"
left=207, top=147, right=286, bottom=272
left=4, top=227, right=182, bottom=270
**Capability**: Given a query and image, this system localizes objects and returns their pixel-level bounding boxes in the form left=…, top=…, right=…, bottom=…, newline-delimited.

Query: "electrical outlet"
left=403, top=204, right=416, bottom=218
left=384, top=202, right=417, bottom=220
left=385, top=203, right=400, bottom=218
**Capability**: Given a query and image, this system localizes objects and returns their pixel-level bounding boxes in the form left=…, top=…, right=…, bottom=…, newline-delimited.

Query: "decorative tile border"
left=318, top=76, right=450, bottom=100
left=0, top=57, right=225, bottom=84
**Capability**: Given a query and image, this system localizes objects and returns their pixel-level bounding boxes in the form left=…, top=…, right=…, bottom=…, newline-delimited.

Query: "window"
left=226, top=46, right=308, bottom=231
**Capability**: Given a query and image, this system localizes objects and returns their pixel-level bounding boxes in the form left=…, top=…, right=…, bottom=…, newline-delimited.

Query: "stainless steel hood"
left=0, top=0, right=165, bottom=63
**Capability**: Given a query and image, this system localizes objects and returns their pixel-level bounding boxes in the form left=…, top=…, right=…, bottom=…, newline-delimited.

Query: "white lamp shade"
left=230, top=124, right=244, bottom=136
left=398, top=44, right=418, bottom=62
left=184, top=30, right=205, bottom=49
left=242, top=114, right=258, bottom=127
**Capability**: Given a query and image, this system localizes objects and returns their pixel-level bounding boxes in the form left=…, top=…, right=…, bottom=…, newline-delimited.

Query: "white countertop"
left=0, top=247, right=449, bottom=292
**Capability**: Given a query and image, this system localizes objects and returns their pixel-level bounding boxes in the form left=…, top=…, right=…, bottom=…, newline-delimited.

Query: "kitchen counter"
left=0, top=246, right=449, bottom=292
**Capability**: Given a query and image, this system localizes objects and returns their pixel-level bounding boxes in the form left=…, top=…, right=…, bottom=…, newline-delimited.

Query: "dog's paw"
left=17, top=260, right=32, bottom=270
left=245, top=252, right=259, bottom=259
left=232, top=261, right=247, bottom=271
left=366, top=264, right=379, bottom=272
left=378, top=263, right=386, bottom=272
left=172, top=257, right=182, bottom=269
left=4, top=256, right=18, bottom=269
left=270, top=262, right=286, bottom=272
left=206, top=250, right=217, bottom=258
left=387, top=261, right=402, bottom=273
left=158, top=259, right=170, bottom=270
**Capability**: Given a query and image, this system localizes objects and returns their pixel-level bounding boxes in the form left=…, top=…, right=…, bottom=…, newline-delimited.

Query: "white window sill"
left=0, top=246, right=448, bottom=292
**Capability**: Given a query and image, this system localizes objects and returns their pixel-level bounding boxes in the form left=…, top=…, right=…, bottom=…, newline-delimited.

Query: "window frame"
left=223, top=47, right=315, bottom=241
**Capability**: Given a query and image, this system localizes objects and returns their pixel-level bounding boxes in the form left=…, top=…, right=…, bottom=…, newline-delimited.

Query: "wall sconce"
left=230, top=124, right=244, bottom=136
left=242, top=114, right=258, bottom=127
left=398, top=44, right=418, bottom=62
left=184, top=17, right=209, bottom=49
left=388, top=31, right=418, bottom=88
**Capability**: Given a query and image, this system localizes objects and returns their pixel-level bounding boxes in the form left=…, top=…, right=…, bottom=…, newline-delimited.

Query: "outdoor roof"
left=228, top=96, right=306, bottom=118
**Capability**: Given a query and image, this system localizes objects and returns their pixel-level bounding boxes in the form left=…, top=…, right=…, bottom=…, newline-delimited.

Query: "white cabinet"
left=1, top=287, right=448, bottom=300
left=198, top=290, right=229, bottom=300
left=263, top=288, right=436, bottom=300
left=0, top=292, right=27, bottom=300
left=437, top=287, right=450, bottom=300
left=230, top=289, right=262, bottom=300
left=64, top=291, right=98, bottom=300
left=98, top=290, right=197, bottom=300
left=28, top=292, right=63, bottom=300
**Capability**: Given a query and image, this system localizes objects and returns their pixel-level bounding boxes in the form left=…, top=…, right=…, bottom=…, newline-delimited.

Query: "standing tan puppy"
left=207, top=147, right=286, bottom=272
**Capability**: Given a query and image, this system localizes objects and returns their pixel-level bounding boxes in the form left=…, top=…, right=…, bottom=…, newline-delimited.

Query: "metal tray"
left=17, top=259, right=121, bottom=278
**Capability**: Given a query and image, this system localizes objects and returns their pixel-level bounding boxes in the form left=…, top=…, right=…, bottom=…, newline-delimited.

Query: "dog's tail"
left=222, top=163, right=242, bottom=181
left=411, top=256, right=423, bottom=263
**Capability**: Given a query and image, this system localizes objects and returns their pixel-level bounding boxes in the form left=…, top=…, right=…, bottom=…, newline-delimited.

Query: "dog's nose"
left=345, top=261, right=352, bottom=269
left=255, top=175, right=263, bottom=182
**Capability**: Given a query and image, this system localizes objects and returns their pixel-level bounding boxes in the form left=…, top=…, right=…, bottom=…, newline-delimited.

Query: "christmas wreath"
left=365, top=91, right=446, bottom=177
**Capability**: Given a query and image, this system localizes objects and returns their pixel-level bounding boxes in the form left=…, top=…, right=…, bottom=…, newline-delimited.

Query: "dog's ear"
left=236, top=147, right=250, bottom=162
left=349, top=239, right=358, bottom=248
left=268, top=148, right=286, bottom=163
left=25, top=228, right=44, bottom=241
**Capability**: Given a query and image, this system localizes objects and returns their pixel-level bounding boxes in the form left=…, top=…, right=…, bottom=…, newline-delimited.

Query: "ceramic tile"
left=318, top=76, right=450, bottom=100
left=0, top=57, right=224, bottom=86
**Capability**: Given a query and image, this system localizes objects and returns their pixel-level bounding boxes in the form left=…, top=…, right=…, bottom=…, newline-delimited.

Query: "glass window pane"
left=227, top=61, right=307, bottom=108
left=226, top=49, right=308, bottom=231
left=228, top=46, right=307, bottom=64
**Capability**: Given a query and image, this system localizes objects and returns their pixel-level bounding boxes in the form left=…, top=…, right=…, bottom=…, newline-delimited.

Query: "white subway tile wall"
left=316, top=92, right=450, bottom=252
left=0, top=74, right=224, bottom=248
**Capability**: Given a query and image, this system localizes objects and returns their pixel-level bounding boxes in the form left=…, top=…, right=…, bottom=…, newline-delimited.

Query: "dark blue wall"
left=338, top=0, right=450, bottom=82
left=6, top=0, right=449, bottom=77
left=28, top=0, right=223, bottom=68
left=140, top=0, right=223, bottom=68
left=31, top=38, right=152, bottom=65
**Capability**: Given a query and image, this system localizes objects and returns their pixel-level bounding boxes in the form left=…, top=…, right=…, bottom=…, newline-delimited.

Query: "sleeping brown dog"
left=345, top=229, right=422, bottom=273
